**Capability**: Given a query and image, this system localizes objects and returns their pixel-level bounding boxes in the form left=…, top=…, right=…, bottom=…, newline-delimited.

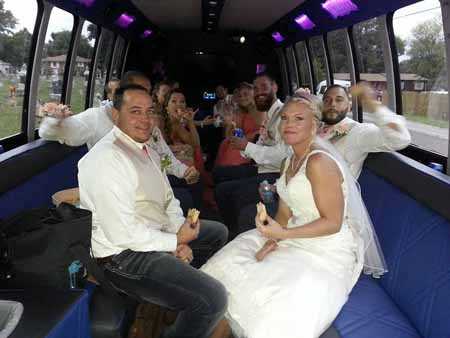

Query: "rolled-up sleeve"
left=243, top=141, right=291, bottom=167
left=357, top=106, right=411, bottom=153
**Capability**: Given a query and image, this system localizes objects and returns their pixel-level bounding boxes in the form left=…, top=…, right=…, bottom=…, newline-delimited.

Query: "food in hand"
left=256, top=202, right=268, bottom=223
left=187, top=208, right=200, bottom=228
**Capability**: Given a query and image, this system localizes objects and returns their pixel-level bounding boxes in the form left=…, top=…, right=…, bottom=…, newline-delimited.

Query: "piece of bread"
left=256, top=202, right=267, bottom=223
left=187, top=208, right=200, bottom=225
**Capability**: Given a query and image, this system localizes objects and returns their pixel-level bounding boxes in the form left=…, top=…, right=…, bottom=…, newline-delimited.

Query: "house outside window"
left=414, top=81, right=424, bottom=91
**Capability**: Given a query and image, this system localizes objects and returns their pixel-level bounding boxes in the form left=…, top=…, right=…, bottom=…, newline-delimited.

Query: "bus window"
left=393, top=0, right=449, bottom=156
left=69, top=21, right=96, bottom=114
left=309, top=36, right=327, bottom=95
left=328, top=29, right=352, bottom=89
left=36, top=7, right=74, bottom=128
left=294, top=41, right=312, bottom=91
left=0, top=0, right=38, bottom=139
left=111, top=36, right=125, bottom=79
left=285, top=46, right=299, bottom=93
left=353, top=17, right=389, bottom=107
left=93, top=30, right=114, bottom=107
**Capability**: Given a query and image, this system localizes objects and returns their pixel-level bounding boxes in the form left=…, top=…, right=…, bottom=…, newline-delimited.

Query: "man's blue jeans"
left=104, top=220, right=228, bottom=338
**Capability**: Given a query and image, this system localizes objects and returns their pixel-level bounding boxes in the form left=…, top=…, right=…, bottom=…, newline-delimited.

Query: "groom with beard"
left=214, top=73, right=284, bottom=238
left=318, top=83, right=411, bottom=177
left=235, top=82, right=411, bottom=235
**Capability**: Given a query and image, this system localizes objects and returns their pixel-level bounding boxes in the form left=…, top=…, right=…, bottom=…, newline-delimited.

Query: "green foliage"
left=0, top=0, right=16, bottom=35
left=46, top=31, right=72, bottom=57
left=401, top=18, right=447, bottom=89
left=353, top=17, right=385, bottom=73
left=0, top=29, right=32, bottom=69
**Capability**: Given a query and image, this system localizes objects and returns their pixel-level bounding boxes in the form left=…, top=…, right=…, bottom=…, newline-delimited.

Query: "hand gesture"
left=40, top=102, right=72, bottom=119
left=174, top=244, right=193, bottom=264
left=177, top=217, right=200, bottom=244
left=258, top=118, right=269, bottom=141
left=230, top=136, right=248, bottom=150
left=202, top=115, right=214, bottom=126
left=223, top=112, right=234, bottom=126
left=256, top=215, right=287, bottom=240
left=294, top=87, right=311, bottom=95
left=350, top=82, right=379, bottom=113
left=183, top=166, right=200, bottom=184
left=184, top=108, right=198, bottom=121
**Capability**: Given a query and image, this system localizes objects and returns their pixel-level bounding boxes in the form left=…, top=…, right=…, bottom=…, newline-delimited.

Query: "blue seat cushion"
left=334, top=275, right=421, bottom=338
left=359, top=170, right=450, bottom=338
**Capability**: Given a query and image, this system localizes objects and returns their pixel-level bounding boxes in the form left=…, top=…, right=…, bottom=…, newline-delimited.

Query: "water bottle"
left=233, top=128, right=244, bottom=138
left=259, top=180, right=274, bottom=204
left=68, top=260, right=83, bottom=289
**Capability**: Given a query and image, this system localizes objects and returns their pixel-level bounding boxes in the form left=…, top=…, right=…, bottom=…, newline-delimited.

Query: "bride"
left=202, top=92, right=387, bottom=338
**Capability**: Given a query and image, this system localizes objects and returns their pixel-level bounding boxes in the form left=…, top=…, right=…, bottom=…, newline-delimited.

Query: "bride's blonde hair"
left=278, top=91, right=323, bottom=139
left=282, top=91, right=322, bottom=121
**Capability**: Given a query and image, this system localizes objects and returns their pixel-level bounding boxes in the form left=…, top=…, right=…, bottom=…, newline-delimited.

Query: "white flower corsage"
left=160, top=154, right=172, bottom=171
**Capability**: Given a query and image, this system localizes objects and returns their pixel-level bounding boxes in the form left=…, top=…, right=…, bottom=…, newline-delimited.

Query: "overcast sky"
left=3, top=0, right=445, bottom=42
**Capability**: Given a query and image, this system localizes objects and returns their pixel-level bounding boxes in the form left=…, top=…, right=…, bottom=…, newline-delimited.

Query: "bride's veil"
left=285, top=90, right=388, bottom=279
left=313, top=137, right=388, bottom=278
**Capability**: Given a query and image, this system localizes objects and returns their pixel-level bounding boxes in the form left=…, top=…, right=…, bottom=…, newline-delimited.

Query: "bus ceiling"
left=42, top=0, right=424, bottom=47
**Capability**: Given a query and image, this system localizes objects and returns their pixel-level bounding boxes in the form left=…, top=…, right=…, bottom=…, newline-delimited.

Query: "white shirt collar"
left=112, top=125, right=147, bottom=151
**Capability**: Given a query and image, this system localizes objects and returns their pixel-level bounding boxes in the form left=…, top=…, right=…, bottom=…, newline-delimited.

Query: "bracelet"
left=200, top=121, right=204, bottom=128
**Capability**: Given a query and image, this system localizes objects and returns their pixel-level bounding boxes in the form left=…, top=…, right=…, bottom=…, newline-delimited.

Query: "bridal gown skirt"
left=201, top=228, right=360, bottom=338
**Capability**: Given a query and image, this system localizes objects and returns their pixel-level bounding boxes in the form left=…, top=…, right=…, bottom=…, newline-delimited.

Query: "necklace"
left=289, top=149, right=310, bottom=176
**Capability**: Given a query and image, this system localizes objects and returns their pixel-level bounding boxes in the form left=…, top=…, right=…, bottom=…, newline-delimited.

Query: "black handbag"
left=0, top=203, right=92, bottom=289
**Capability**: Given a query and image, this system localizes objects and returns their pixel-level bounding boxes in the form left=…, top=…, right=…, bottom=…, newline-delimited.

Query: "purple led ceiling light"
left=272, top=32, right=284, bottom=43
left=141, top=29, right=153, bottom=38
left=75, top=0, right=95, bottom=7
left=115, top=13, right=135, bottom=29
left=322, top=0, right=358, bottom=19
left=294, top=14, right=315, bottom=30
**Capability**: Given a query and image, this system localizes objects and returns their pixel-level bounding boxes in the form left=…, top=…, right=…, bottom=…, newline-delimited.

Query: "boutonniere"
left=333, top=124, right=351, bottom=137
left=319, top=123, right=352, bottom=142
left=160, top=154, right=172, bottom=171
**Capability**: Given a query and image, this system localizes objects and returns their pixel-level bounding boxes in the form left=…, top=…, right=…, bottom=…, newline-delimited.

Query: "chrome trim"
left=121, top=41, right=131, bottom=77
left=87, top=28, right=104, bottom=107
left=27, top=1, right=52, bottom=142
left=64, top=18, right=83, bottom=105
left=441, top=0, right=450, bottom=174
left=380, top=15, right=396, bottom=112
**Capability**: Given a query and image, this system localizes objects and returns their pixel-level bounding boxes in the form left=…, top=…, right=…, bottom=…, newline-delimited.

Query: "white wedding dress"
left=201, top=150, right=363, bottom=338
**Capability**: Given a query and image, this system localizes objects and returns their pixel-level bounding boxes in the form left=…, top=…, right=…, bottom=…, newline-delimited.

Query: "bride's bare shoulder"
left=306, top=152, right=342, bottom=182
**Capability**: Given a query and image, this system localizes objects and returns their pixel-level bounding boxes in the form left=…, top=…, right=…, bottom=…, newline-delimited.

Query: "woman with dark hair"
left=158, top=89, right=207, bottom=208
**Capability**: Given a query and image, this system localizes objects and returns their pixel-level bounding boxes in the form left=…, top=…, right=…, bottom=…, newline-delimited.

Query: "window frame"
left=285, top=46, right=299, bottom=93
left=0, top=0, right=43, bottom=150
left=293, top=41, right=314, bottom=93
left=62, top=16, right=82, bottom=106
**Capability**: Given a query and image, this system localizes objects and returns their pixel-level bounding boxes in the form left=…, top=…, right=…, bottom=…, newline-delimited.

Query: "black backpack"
left=0, top=203, right=96, bottom=289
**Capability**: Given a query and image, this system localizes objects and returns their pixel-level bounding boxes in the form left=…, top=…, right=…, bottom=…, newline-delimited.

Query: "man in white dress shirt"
left=236, top=83, right=411, bottom=234
left=214, top=73, right=284, bottom=237
left=39, top=70, right=200, bottom=211
left=78, top=84, right=228, bottom=338
left=319, top=83, right=411, bottom=177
